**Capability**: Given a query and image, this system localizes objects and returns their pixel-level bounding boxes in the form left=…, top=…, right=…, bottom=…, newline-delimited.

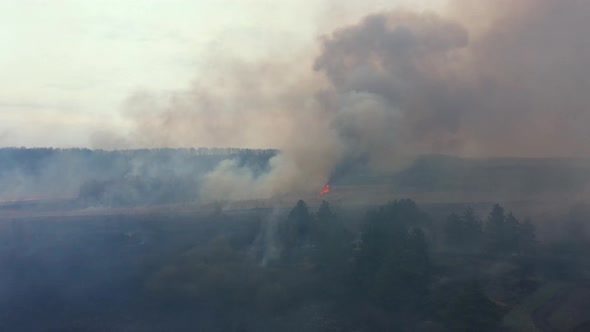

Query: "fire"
left=319, top=184, right=331, bottom=195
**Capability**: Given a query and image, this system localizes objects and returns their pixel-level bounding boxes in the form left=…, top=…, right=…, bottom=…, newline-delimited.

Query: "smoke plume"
left=118, top=0, right=590, bottom=200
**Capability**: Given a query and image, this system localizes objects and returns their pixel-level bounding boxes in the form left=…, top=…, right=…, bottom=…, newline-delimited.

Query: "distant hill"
left=392, top=155, right=590, bottom=194
left=1, top=148, right=589, bottom=207
left=0, top=147, right=276, bottom=206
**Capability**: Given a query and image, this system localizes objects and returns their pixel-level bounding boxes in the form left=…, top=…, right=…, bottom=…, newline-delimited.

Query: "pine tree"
left=280, top=200, right=313, bottom=261
left=484, top=204, right=506, bottom=253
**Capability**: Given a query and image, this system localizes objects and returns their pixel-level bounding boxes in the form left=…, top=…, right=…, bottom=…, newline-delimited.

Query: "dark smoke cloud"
left=316, top=0, right=590, bottom=159
left=117, top=1, right=590, bottom=200
left=457, top=0, right=590, bottom=157
left=314, top=11, right=470, bottom=167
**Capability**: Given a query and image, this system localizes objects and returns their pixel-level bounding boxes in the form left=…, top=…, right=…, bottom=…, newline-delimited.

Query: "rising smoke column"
left=314, top=11, right=470, bottom=168
left=117, top=0, right=590, bottom=201
left=451, top=0, right=590, bottom=157
left=310, top=0, right=590, bottom=165
left=199, top=11, right=473, bottom=200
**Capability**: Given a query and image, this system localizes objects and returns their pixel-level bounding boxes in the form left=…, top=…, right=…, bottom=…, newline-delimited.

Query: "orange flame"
left=319, top=184, right=331, bottom=195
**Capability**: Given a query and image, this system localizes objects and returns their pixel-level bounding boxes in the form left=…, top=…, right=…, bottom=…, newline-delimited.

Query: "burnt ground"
left=0, top=211, right=264, bottom=332
left=0, top=195, right=588, bottom=331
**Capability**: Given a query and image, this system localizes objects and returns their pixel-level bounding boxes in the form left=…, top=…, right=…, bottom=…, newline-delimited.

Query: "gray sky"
left=0, top=0, right=446, bottom=148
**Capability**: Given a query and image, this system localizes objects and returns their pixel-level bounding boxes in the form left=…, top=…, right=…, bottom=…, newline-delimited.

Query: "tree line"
left=147, top=199, right=534, bottom=331
left=443, top=204, right=535, bottom=255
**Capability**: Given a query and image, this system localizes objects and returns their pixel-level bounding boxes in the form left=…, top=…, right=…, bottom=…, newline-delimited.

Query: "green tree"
left=280, top=200, right=313, bottom=262
left=438, top=282, right=504, bottom=332
left=443, top=212, right=463, bottom=247
left=443, top=208, right=482, bottom=251
left=316, top=200, right=334, bottom=222
left=355, top=200, right=432, bottom=313
left=519, top=218, right=536, bottom=254
left=462, top=207, right=483, bottom=247
left=484, top=204, right=534, bottom=255
left=505, top=212, right=521, bottom=252
left=312, top=201, right=353, bottom=298
left=484, top=204, right=506, bottom=253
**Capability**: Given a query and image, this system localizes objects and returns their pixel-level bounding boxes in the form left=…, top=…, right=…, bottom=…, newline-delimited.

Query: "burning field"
left=3, top=0, right=590, bottom=330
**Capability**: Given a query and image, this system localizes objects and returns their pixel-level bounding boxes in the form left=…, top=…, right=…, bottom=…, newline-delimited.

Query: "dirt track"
left=531, top=284, right=590, bottom=332
left=532, top=286, right=570, bottom=332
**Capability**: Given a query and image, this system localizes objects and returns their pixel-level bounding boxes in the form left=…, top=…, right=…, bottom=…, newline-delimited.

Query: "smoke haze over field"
left=134, top=0, right=590, bottom=199
left=4, top=0, right=590, bottom=200
left=6, top=4, right=590, bottom=331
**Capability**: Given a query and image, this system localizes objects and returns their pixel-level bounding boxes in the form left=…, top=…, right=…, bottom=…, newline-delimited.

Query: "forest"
left=0, top=149, right=589, bottom=331
left=5, top=0, right=590, bottom=330
left=140, top=199, right=589, bottom=332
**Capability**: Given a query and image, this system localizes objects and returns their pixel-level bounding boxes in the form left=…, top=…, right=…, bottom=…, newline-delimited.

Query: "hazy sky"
left=0, top=0, right=446, bottom=148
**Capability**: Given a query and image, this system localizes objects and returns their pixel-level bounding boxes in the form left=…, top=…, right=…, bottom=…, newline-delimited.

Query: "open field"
left=1, top=153, right=590, bottom=330
left=0, top=211, right=264, bottom=331
left=502, top=282, right=566, bottom=332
